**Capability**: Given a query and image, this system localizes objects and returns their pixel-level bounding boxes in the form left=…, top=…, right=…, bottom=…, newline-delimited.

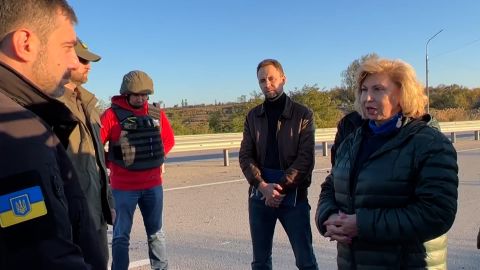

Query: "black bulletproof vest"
left=108, top=104, right=165, bottom=171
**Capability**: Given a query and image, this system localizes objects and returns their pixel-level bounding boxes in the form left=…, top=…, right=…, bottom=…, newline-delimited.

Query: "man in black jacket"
left=239, top=59, right=318, bottom=270
left=0, top=0, right=102, bottom=269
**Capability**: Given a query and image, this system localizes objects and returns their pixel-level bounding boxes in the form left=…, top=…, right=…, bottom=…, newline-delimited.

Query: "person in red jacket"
left=101, top=70, right=174, bottom=270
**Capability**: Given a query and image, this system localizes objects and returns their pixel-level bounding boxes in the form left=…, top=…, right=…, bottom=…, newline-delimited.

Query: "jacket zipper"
left=276, top=118, right=283, bottom=170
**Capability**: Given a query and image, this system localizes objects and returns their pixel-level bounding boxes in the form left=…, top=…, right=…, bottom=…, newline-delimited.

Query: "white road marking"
left=164, top=167, right=331, bottom=192
left=128, top=259, right=150, bottom=268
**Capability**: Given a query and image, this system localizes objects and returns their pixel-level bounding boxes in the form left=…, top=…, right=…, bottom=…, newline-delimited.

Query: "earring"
left=396, top=116, right=402, bottom=128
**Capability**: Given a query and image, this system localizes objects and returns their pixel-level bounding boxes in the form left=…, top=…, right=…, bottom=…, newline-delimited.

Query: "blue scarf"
left=368, top=112, right=403, bottom=135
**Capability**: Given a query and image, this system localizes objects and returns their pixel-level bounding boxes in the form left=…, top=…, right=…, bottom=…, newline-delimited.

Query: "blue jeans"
left=249, top=198, right=318, bottom=270
left=111, top=185, right=168, bottom=270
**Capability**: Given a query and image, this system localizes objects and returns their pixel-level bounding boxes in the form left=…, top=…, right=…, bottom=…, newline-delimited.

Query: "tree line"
left=97, top=53, right=480, bottom=135
left=164, top=83, right=480, bottom=135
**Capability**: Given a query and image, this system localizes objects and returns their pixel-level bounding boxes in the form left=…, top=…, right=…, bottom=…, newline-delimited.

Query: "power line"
left=432, top=37, right=480, bottom=58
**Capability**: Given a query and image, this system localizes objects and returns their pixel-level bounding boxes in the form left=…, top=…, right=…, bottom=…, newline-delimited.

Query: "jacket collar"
left=0, top=61, right=78, bottom=147
left=255, top=93, right=294, bottom=119
left=0, top=61, right=49, bottom=106
left=353, top=115, right=434, bottom=161
left=76, top=85, right=98, bottom=110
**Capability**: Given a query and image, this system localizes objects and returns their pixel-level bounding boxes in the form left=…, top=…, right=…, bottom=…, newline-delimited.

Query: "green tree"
left=166, top=110, right=190, bottom=135
left=328, top=86, right=349, bottom=110
left=208, top=111, right=227, bottom=133
left=228, top=91, right=264, bottom=132
left=290, top=85, right=342, bottom=128
left=471, top=88, right=480, bottom=109
left=341, top=53, right=379, bottom=106
left=188, top=122, right=210, bottom=134
left=430, top=84, right=472, bottom=109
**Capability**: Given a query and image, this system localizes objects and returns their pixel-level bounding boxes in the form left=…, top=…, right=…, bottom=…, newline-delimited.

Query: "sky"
left=69, top=0, right=480, bottom=107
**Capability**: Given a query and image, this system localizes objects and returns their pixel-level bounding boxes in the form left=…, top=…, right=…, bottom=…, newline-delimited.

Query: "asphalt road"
left=110, top=140, right=480, bottom=270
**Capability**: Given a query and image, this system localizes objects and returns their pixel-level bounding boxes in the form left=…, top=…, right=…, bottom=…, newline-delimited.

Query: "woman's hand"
left=323, top=212, right=358, bottom=244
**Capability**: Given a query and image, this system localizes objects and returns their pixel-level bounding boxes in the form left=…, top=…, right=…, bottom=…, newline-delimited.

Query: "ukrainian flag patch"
left=0, top=186, right=47, bottom=228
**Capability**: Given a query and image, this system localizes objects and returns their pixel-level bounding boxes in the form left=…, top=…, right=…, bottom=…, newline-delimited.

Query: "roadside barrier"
left=171, top=120, right=480, bottom=166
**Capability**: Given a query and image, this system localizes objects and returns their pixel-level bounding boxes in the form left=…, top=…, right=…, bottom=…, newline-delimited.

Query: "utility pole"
left=425, top=29, right=443, bottom=113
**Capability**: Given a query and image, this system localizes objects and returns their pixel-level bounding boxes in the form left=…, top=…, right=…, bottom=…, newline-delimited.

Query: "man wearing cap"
left=100, top=70, right=175, bottom=270
left=58, top=38, right=115, bottom=269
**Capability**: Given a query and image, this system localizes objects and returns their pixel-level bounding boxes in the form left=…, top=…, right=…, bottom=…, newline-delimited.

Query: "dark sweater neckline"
left=264, top=92, right=286, bottom=111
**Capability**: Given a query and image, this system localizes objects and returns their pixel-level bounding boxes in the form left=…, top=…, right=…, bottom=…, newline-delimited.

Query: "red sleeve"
left=100, top=108, right=115, bottom=144
left=160, top=110, right=175, bottom=155
left=100, top=108, right=116, bottom=169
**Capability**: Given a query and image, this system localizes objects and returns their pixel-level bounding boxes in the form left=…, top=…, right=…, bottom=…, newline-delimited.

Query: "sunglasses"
left=78, top=57, right=90, bottom=65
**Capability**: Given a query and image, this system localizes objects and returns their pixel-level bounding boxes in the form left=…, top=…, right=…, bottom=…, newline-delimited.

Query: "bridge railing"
left=170, top=120, right=480, bottom=165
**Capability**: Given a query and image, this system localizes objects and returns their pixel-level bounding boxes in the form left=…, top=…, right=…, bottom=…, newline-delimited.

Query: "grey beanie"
left=119, top=70, right=154, bottom=95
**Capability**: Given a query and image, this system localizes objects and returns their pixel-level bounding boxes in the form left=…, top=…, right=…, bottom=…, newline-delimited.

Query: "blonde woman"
left=316, top=58, right=458, bottom=269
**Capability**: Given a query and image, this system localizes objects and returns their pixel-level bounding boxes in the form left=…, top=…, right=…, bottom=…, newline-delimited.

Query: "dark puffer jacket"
left=330, top=111, right=364, bottom=166
left=316, top=117, right=458, bottom=269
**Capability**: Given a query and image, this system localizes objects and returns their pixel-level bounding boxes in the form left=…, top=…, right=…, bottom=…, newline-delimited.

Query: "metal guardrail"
left=171, top=120, right=480, bottom=165
left=439, top=121, right=480, bottom=142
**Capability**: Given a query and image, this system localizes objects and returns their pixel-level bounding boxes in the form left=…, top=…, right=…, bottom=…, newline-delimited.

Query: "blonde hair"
left=354, top=58, right=427, bottom=118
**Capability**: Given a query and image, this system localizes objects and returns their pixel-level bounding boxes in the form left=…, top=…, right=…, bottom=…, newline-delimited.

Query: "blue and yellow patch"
left=0, top=186, right=47, bottom=228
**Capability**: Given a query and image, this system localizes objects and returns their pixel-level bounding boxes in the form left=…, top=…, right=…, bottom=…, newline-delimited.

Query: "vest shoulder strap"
left=148, top=103, right=161, bottom=120
left=112, top=104, right=134, bottom=122
left=148, top=104, right=162, bottom=132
